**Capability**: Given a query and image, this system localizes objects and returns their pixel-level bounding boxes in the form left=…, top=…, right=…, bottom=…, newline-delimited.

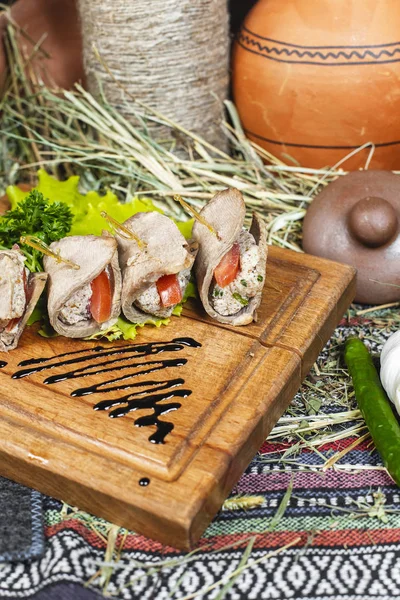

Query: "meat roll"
left=116, top=212, right=197, bottom=323
left=192, top=188, right=267, bottom=325
left=0, top=248, right=47, bottom=351
left=44, top=234, right=122, bottom=338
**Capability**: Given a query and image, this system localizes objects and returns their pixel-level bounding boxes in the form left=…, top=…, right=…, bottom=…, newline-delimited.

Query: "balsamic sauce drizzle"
left=0, top=361, right=7, bottom=368
left=13, top=340, right=189, bottom=380
left=44, top=358, right=187, bottom=385
left=18, top=346, right=105, bottom=367
left=13, top=337, right=201, bottom=444
left=72, top=377, right=185, bottom=397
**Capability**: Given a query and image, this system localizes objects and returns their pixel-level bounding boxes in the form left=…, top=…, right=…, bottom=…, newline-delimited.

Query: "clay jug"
left=232, top=0, right=400, bottom=170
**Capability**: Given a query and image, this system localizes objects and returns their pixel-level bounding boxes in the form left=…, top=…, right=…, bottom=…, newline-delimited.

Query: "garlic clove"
left=380, top=331, right=400, bottom=415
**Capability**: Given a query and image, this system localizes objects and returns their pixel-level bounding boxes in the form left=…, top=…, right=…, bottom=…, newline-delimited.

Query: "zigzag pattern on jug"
left=238, top=28, right=400, bottom=66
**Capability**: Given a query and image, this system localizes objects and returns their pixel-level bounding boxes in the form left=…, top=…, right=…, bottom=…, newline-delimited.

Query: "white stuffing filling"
left=0, top=256, right=28, bottom=344
left=0, top=255, right=27, bottom=322
left=0, top=331, right=17, bottom=346
left=59, top=283, right=93, bottom=325
left=210, top=229, right=264, bottom=316
left=134, top=268, right=191, bottom=318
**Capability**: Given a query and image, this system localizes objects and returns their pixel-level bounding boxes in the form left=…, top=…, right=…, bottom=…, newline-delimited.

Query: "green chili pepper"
left=344, top=337, right=400, bottom=486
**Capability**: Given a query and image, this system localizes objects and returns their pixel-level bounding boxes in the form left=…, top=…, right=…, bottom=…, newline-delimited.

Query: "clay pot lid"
left=302, top=170, right=400, bottom=304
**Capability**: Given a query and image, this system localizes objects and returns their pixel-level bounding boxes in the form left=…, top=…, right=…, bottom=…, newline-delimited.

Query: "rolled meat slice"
left=116, top=212, right=198, bottom=323
left=0, top=248, right=47, bottom=351
left=192, top=188, right=267, bottom=325
left=44, top=234, right=122, bottom=338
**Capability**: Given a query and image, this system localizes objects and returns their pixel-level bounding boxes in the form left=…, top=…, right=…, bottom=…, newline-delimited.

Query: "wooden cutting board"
left=0, top=246, right=356, bottom=550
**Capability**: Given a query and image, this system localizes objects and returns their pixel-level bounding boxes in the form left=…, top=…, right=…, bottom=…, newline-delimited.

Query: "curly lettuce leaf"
left=7, top=170, right=86, bottom=216
left=85, top=315, right=170, bottom=342
left=6, top=170, right=193, bottom=238
left=176, top=217, right=194, bottom=239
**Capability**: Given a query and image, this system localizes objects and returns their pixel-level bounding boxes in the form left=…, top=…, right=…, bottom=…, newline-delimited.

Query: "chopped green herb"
left=232, top=292, right=249, bottom=306
left=219, top=290, right=224, bottom=297
left=213, top=287, right=220, bottom=298
left=0, top=189, right=73, bottom=272
left=240, top=279, right=248, bottom=287
left=257, top=275, right=263, bottom=282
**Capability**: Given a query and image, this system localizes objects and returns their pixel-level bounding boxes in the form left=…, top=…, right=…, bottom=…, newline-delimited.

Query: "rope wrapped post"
left=77, top=0, right=230, bottom=151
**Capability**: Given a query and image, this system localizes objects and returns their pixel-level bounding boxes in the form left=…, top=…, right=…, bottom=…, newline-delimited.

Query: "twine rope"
left=77, top=0, right=230, bottom=150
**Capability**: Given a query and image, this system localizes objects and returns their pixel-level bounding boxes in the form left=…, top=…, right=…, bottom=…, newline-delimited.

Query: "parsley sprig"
left=0, top=190, right=73, bottom=271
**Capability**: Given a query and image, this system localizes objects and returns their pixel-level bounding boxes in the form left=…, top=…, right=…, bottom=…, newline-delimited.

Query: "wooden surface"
left=0, top=246, right=356, bottom=549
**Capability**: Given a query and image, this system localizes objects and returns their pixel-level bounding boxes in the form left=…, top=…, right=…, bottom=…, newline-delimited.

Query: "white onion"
left=380, top=330, right=400, bottom=415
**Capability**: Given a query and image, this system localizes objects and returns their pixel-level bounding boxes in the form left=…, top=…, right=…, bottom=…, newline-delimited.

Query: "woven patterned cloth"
left=0, top=318, right=399, bottom=600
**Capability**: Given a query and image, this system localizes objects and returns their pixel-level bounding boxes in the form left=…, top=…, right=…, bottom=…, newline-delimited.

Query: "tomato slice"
left=214, top=243, right=240, bottom=288
left=156, top=274, right=183, bottom=307
left=22, top=268, right=27, bottom=293
left=90, top=270, right=112, bottom=323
